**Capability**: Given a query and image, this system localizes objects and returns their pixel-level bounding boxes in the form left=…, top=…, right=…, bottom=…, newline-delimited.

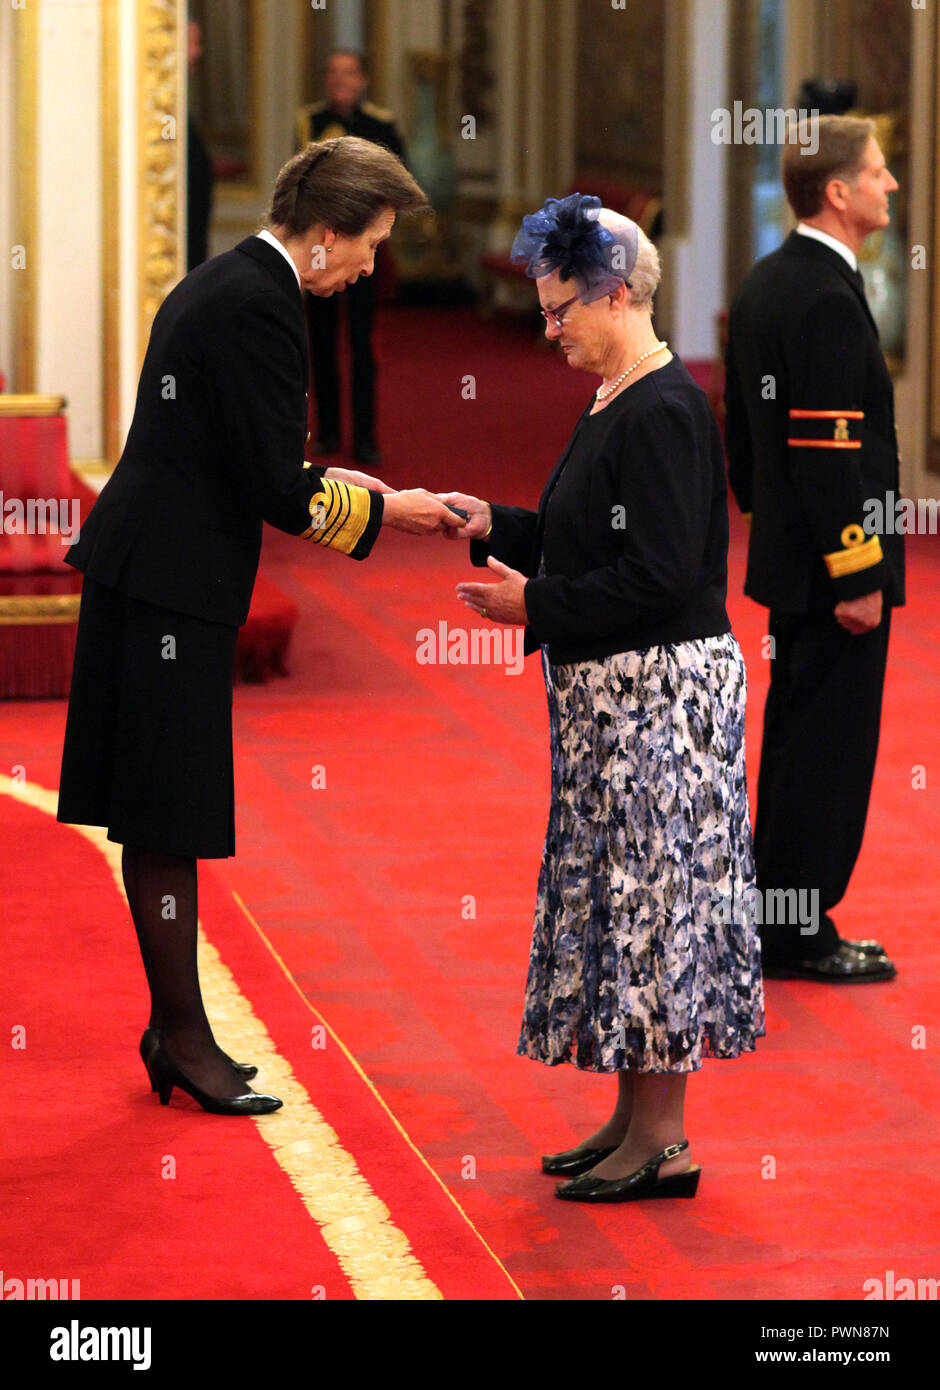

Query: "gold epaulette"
left=361, top=100, right=395, bottom=123
left=295, top=101, right=328, bottom=150
left=301, top=478, right=372, bottom=556
left=823, top=524, right=884, bottom=578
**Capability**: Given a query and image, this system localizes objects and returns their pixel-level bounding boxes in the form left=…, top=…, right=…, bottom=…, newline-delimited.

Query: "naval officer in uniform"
left=57, top=137, right=461, bottom=1116
left=724, top=114, right=904, bottom=983
left=297, top=49, right=406, bottom=465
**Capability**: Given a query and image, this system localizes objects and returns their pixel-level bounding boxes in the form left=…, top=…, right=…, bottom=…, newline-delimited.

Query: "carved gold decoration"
left=13, top=0, right=38, bottom=393
left=101, top=0, right=121, bottom=467
left=137, top=0, right=185, bottom=363
left=933, top=6, right=940, bottom=472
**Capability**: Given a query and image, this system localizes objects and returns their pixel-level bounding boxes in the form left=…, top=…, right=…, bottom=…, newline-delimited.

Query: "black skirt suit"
left=57, top=236, right=384, bottom=857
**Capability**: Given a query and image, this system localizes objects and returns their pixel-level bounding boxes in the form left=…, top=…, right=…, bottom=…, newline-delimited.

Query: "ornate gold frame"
left=931, top=11, right=940, bottom=474
left=101, top=0, right=121, bottom=466
left=136, top=0, right=185, bottom=364
left=13, top=0, right=38, bottom=394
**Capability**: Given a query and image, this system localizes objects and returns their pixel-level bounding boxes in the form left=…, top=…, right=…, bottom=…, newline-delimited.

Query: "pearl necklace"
left=595, top=341, right=669, bottom=400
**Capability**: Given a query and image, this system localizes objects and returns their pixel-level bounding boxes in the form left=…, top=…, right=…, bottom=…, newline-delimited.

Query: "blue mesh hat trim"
left=509, top=193, right=639, bottom=303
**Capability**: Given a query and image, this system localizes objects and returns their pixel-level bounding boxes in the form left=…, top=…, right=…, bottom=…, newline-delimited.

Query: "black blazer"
left=471, top=356, right=732, bottom=665
left=66, top=236, right=383, bottom=627
left=724, top=229, right=904, bottom=613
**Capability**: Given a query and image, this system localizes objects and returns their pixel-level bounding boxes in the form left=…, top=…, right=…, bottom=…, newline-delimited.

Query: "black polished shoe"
left=844, top=938, right=888, bottom=956
left=555, top=1140, right=700, bottom=1203
left=139, top=1027, right=257, bottom=1089
left=762, top=940, right=896, bottom=983
left=354, top=441, right=382, bottom=465
left=312, top=435, right=340, bottom=455
left=145, top=1040, right=282, bottom=1116
left=541, top=1144, right=618, bottom=1178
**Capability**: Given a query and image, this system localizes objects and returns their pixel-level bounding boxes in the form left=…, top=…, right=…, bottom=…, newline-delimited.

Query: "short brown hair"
left=267, top=136, right=428, bottom=237
left=781, top=114, right=876, bottom=219
left=327, top=48, right=368, bottom=77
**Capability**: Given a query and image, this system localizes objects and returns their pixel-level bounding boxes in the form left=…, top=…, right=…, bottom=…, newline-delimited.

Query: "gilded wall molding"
left=101, top=0, right=120, bottom=466
left=136, top=0, right=185, bottom=363
left=931, top=2, right=940, bottom=474
left=13, top=0, right=38, bottom=393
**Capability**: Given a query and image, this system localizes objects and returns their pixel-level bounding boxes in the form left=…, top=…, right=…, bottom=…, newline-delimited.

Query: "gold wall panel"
left=137, top=0, right=184, bottom=363
left=14, top=0, right=38, bottom=393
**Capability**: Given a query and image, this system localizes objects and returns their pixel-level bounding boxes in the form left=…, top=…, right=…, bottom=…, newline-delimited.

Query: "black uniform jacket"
left=724, top=229, right=905, bottom=612
left=66, top=236, right=384, bottom=627
left=470, top=357, right=732, bottom=665
left=296, top=99, right=405, bottom=159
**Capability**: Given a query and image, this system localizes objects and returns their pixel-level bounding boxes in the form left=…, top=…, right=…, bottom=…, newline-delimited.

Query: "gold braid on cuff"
left=301, top=478, right=371, bottom=554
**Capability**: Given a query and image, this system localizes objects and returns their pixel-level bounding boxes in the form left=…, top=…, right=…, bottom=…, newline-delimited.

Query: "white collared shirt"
left=795, top=222, right=858, bottom=272
left=255, top=228, right=302, bottom=291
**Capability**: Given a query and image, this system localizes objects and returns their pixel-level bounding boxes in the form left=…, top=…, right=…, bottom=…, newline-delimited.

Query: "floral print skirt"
left=518, top=633, right=765, bottom=1073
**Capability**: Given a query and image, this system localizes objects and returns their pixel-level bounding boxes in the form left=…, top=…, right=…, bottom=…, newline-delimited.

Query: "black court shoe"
left=541, top=1144, right=618, bottom=1178
left=145, top=1039, right=282, bottom=1116
left=139, top=1027, right=257, bottom=1089
left=555, top=1140, right=700, bottom=1203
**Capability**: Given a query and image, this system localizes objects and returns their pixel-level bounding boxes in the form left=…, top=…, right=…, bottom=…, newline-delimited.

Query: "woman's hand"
left=456, top=556, right=528, bottom=624
left=436, top=491, right=492, bottom=540
left=324, top=465, right=396, bottom=494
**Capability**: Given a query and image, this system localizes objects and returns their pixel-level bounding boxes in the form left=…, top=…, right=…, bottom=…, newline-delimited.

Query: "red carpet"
left=0, top=789, right=519, bottom=1299
left=1, top=307, right=938, bottom=1300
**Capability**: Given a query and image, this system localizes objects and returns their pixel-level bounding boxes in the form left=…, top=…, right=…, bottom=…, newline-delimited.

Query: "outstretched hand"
left=457, top=556, right=528, bottom=624
left=323, top=465, right=396, bottom=494
left=382, top=489, right=466, bottom=535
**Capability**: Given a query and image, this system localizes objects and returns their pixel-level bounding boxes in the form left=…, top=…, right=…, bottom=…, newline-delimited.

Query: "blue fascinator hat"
left=509, top=193, right=639, bottom=303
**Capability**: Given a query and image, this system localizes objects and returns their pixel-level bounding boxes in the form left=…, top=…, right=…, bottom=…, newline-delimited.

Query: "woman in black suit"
left=57, top=137, right=461, bottom=1114
left=444, top=195, right=764, bottom=1201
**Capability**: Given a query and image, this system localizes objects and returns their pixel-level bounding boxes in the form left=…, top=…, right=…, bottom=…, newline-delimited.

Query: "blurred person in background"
left=297, top=50, right=406, bottom=465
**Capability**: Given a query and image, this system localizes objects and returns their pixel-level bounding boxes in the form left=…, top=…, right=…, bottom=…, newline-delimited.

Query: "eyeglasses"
left=540, top=294, right=581, bottom=328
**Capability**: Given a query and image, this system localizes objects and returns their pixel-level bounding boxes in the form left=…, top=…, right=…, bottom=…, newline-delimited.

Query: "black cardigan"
left=470, top=356, right=732, bottom=664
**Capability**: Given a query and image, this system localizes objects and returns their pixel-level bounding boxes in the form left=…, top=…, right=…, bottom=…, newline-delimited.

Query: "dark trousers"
left=305, top=276, right=376, bottom=448
left=754, top=605, right=892, bottom=962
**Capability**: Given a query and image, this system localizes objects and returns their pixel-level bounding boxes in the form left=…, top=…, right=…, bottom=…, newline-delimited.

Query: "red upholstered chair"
left=0, top=394, right=299, bottom=694
left=0, top=395, right=99, bottom=699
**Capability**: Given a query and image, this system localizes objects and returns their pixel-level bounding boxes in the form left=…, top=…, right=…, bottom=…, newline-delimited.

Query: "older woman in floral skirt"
left=444, top=194, right=764, bottom=1202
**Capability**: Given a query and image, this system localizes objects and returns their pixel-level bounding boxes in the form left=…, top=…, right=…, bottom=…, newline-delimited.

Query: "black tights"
left=122, top=845, right=246, bottom=1097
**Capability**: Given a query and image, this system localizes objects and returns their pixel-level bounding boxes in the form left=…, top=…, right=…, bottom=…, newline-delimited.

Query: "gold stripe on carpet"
left=232, top=890, right=525, bottom=1300
left=0, top=775, right=447, bottom=1300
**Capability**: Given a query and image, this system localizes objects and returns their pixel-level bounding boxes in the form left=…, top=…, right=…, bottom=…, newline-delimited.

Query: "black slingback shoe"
left=541, top=1143, right=618, bottom=1178
left=139, top=1027, right=257, bottom=1089
left=144, top=1039, right=282, bottom=1116
left=555, top=1139, right=700, bottom=1203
